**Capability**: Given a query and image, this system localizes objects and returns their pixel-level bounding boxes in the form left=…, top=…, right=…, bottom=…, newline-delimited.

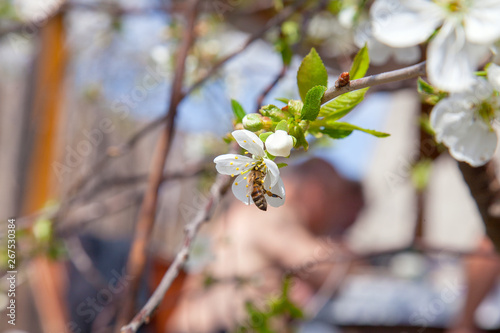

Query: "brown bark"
left=458, top=161, right=500, bottom=253
left=21, top=12, right=69, bottom=333
left=115, top=1, right=201, bottom=328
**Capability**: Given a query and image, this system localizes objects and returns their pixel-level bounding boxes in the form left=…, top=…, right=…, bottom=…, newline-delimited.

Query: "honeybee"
left=247, top=163, right=282, bottom=211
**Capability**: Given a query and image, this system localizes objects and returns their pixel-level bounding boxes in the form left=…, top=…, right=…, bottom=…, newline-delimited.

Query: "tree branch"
left=184, top=0, right=308, bottom=97
left=116, top=0, right=201, bottom=327
left=458, top=161, right=500, bottom=252
left=79, top=164, right=208, bottom=203
left=321, top=61, right=427, bottom=104
left=256, top=64, right=288, bottom=112
left=120, top=172, right=232, bottom=333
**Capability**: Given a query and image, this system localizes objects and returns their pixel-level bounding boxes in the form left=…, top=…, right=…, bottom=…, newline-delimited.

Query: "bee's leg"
left=265, top=190, right=282, bottom=199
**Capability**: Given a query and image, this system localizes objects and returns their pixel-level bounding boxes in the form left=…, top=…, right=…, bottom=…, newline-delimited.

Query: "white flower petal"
left=431, top=95, right=497, bottom=167
left=487, top=63, right=500, bottom=92
left=265, top=130, right=294, bottom=157
left=427, top=22, right=488, bottom=92
left=263, top=158, right=280, bottom=187
left=371, top=0, right=443, bottom=48
left=264, top=176, right=286, bottom=208
left=448, top=122, right=497, bottom=167
left=214, top=154, right=255, bottom=176
left=338, top=6, right=356, bottom=29
left=465, top=1, right=500, bottom=45
left=232, top=174, right=252, bottom=205
left=232, top=130, right=265, bottom=157
left=431, top=95, right=473, bottom=143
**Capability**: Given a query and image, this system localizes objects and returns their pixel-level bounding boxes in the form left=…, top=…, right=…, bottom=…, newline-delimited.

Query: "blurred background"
left=1, top=0, right=500, bottom=332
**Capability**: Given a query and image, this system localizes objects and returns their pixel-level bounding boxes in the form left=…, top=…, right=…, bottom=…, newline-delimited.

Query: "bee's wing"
left=246, top=172, right=254, bottom=205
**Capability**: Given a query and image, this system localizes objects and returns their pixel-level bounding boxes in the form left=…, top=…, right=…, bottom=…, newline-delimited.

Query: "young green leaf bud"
left=288, top=100, right=304, bottom=117
left=260, top=104, right=287, bottom=121
left=242, top=113, right=265, bottom=131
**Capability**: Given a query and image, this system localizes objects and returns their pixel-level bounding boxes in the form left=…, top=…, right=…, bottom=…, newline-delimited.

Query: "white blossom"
left=265, top=130, right=294, bottom=157
left=338, top=6, right=357, bottom=29
left=213, top=130, right=285, bottom=208
left=431, top=64, right=500, bottom=166
left=354, top=21, right=421, bottom=65
left=371, top=0, right=499, bottom=92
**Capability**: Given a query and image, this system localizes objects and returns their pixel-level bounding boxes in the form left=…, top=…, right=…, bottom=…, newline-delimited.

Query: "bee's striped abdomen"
left=251, top=172, right=267, bottom=211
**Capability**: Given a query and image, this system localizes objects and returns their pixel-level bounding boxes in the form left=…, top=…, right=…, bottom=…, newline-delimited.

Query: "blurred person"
left=166, top=158, right=364, bottom=332
left=447, top=237, right=500, bottom=333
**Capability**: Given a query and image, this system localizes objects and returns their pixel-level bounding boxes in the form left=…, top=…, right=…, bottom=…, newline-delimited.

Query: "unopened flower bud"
left=265, top=130, right=294, bottom=157
left=243, top=114, right=265, bottom=131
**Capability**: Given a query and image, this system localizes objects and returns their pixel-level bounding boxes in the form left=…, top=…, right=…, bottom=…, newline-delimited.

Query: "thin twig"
left=115, top=0, right=201, bottom=328
left=16, top=166, right=202, bottom=230
left=57, top=190, right=143, bottom=236
left=79, top=164, right=208, bottom=203
left=64, top=236, right=108, bottom=290
left=321, top=61, right=427, bottom=104
left=120, top=172, right=232, bottom=333
left=256, top=65, right=288, bottom=112
left=185, top=0, right=308, bottom=97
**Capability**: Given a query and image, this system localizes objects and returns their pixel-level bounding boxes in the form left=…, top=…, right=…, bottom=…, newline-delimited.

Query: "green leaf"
left=289, top=125, right=308, bottom=150
left=411, top=158, right=433, bottom=191
left=275, top=97, right=290, bottom=104
left=297, top=48, right=328, bottom=100
left=275, top=37, right=293, bottom=66
left=323, top=121, right=389, bottom=138
left=260, top=104, right=287, bottom=122
left=259, top=132, right=273, bottom=143
left=287, top=99, right=303, bottom=117
left=319, top=88, right=368, bottom=121
left=419, top=114, right=435, bottom=136
left=322, top=128, right=353, bottom=139
left=231, top=99, right=246, bottom=123
left=350, top=44, right=369, bottom=80
left=300, top=85, right=327, bottom=121
left=48, top=240, right=67, bottom=260
left=417, top=78, right=448, bottom=105
left=276, top=163, right=288, bottom=168
left=276, top=21, right=299, bottom=66
left=417, top=77, right=435, bottom=95
left=275, top=120, right=288, bottom=132
left=33, top=218, right=53, bottom=243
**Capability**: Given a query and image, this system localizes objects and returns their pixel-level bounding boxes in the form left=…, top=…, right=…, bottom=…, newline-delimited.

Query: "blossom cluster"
left=371, top=0, right=500, bottom=93
left=368, top=0, right=500, bottom=166
left=214, top=130, right=290, bottom=209
left=431, top=64, right=500, bottom=166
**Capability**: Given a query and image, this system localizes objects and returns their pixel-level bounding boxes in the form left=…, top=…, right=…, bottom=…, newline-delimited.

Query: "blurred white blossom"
left=354, top=21, right=421, bottom=65
left=431, top=64, right=500, bottom=166
left=371, top=0, right=500, bottom=92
